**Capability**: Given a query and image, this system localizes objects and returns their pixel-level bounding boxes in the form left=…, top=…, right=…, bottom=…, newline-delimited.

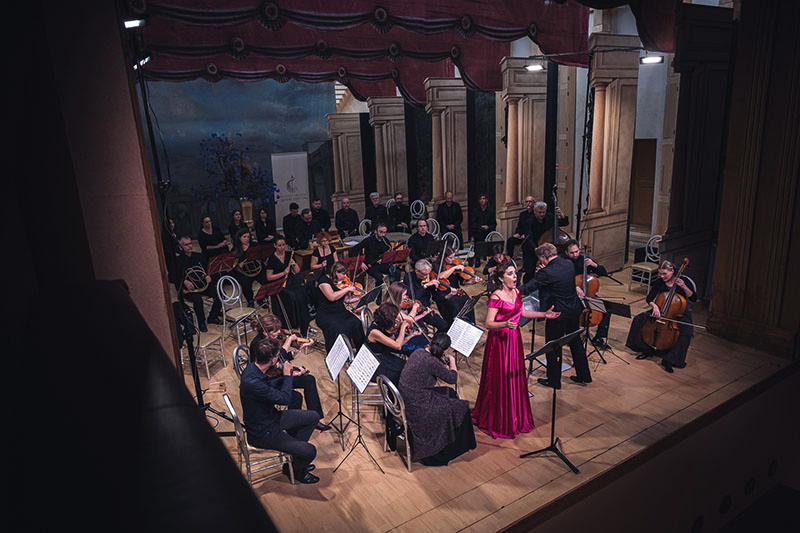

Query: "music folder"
left=207, top=251, right=237, bottom=275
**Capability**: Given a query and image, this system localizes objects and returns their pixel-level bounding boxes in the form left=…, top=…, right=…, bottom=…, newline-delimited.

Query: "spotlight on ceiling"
left=639, top=53, right=664, bottom=65
left=124, top=18, right=148, bottom=29
left=525, top=57, right=546, bottom=72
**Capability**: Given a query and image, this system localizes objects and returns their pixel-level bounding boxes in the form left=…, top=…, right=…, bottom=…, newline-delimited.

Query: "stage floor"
left=185, top=267, right=789, bottom=532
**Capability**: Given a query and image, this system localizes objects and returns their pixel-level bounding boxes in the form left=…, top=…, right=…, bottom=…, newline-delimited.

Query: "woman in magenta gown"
left=472, top=261, right=560, bottom=439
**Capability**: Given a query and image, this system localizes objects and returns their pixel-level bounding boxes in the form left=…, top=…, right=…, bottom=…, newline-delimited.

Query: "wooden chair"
left=629, top=235, right=662, bottom=293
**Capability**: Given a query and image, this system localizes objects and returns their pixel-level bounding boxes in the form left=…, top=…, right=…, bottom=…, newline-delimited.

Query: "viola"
left=446, top=257, right=483, bottom=282
left=641, top=258, right=690, bottom=352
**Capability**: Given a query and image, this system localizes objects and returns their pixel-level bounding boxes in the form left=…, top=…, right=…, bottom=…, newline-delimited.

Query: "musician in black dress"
left=228, top=209, right=249, bottom=242
left=231, top=229, right=264, bottom=307
left=388, top=192, right=411, bottom=233
left=175, top=236, right=222, bottom=332
left=264, top=236, right=311, bottom=337
left=365, top=302, right=413, bottom=384
left=403, top=260, right=449, bottom=333
left=197, top=215, right=229, bottom=260
left=310, top=232, right=338, bottom=275
left=520, top=202, right=569, bottom=283
left=386, top=281, right=431, bottom=353
left=253, top=207, right=276, bottom=245
left=431, top=248, right=474, bottom=327
left=334, top=197, right=359, bottom=237
left=364, top=192, right=389, bottom=230
left=248, top=313, right=330, bottom=431
left=295, top=209, right=322, bottom=250
left=469, top=193, right=496, bottom=243
left=565, top=239, right=612, bottom=348
left=353, top=221, right=396, bottom=291
left=626, top=260, right=697, bottom=373
left=436, top=191, right=463, bottom=241
left=314, top=261, right=365, bottom=351
left=407, top=219, right=435, bottom=263
left=521, top=243, right=591, bottom=388
left=310, top=199, right=331, bottom=231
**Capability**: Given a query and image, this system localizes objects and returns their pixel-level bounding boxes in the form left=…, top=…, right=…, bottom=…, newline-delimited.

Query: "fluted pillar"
left=588, top=83, right=606, bottom=213
left=331, top=133, right=343, bottom=194
left=431, top=110, right=444, bottom=202
left=504, top=97, right=520, bottom=207
left=326, top=113, right=366, bottom=216
left=368, top=96, right=408, bottom=199
left=373, top=124, right=387, bottom=196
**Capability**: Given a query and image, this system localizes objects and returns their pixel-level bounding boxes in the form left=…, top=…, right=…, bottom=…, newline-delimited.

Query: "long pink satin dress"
left=471, top=289, right=535, bottom=439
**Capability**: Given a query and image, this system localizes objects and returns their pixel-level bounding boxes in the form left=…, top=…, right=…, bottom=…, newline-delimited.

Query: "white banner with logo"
left=271, top=152, right=309, bottom=229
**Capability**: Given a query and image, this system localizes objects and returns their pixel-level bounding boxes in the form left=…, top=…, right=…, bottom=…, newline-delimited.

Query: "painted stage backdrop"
left=141, top=79, right=336, bottom=238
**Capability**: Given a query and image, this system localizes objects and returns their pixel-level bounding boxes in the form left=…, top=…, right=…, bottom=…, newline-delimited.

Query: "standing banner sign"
left=271, top=152, right=309, bottom=230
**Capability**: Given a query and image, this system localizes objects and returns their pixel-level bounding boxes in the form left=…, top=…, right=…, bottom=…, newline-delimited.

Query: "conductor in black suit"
left=520, top=243, right=591, bottom=389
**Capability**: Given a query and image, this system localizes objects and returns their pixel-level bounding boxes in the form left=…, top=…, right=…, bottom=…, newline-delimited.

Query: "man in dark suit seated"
left=388, top=192, right=412, bottom=233
left=436, top=191, right=463, bottom=242
left=295, top=208, right=322, bottom=249
left=521, top=243, right=591, bottom=389
left=364, top=192, right=389, bottom=231
left=174, top=236, right=222, bottom=332
left=282, top=203, right=302, bottom=248
left=469, top=193, right=496, bottom=243
left=407, top=219, right=435, bottom=263
left=334, top=197, right=360, bottom=237
left=239, top=337, right=320, bottom=484
left=311, top=198, right=331, bottom=231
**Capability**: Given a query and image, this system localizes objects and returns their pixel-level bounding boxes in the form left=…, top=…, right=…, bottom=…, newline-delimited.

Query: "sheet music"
left=447, top=318, right=484, bottom=357
left=325, top=335, right=352, bottom=381
left=346, top=345, right=380, bottom=393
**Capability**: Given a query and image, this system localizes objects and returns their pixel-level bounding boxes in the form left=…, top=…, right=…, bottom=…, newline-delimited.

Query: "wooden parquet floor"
left=181, top=267, right=789, bottom=532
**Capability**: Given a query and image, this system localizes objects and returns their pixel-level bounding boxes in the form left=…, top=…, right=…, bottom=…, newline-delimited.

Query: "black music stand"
left=473, top=240, right=497, bottom=261
left=456, top=293, right=482, bottom=324
left=580, top=296, right=609, bottom=364
left=426, top=239, right=447, bottom=258
left=325, top=335, right=356, bottom=451
left=355, top=283, right=384, bottom=310
left=585, top=298, right=632, bottom=366
left=521, top=328, right=583, bottom=474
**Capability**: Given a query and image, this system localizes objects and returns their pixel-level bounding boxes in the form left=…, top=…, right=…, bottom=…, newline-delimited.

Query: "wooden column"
left=331, top=133, right=343, bottom=194
left=496, top=57, right=548, bottom=242
left=425, top=78, right=468, bottom=242
left=326, top=113, right=366, bottom=217
left=580, top=33, right=640, bottom=271
left=368, top=96, right=408, bottom=199
left=659, top=4, right=735, bottom=299
left=708, top=0, right=800, bottom=358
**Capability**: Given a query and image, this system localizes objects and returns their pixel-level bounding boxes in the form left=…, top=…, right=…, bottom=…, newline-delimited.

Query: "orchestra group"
left=166, top=191, right=698, bottom=484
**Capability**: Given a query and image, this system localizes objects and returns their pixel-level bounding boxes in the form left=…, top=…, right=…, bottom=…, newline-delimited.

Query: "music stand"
left=456, top=293, right=482, bottom=323
left=207, top=251, right=237, bottom=276
left=295, top=269, right=321, bottom=287
left=582, top=297, right=631, bottom=366
left=426, top=239, right=447, bottom=258
left=520, top=328, right=583, bottom=474
left=580, top=296, right=609, bottom=364
left=343, top=254, right=365, bottom=279
left=257, top=278, right=295, bottom=334
left=355, top=283, right=384, bottom=310
left=472, top=240, right=497, bottom=260
left=325, top=335, right=356, bottom=451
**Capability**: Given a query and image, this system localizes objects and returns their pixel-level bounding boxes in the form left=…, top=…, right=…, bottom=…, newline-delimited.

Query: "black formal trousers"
left=543, top=312, right=591, bottom=386
left=248, top=409, right=319, bottom=475
left=274, top=375, right=324, bottom=419
left=181, top=285, right=222, bottom=326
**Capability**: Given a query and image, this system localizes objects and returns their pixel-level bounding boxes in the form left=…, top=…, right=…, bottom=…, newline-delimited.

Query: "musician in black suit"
left=469, top=193, right=496, bottom=243
left=403, top=259, right=449, bottom=333
left=295, top=209, right=322, bottom=250
left=520, top=243, right=591, bottom=389
left=282, top=203, right=302, bottom=249
left=521, top=201, right=569, bottom=283
left=175, top=236, right=222, bottom=332
left=352, top=221, right=397, bottom=292
left=436, top=191, right=463, bottom=240
left=565, top=239, right=611, bottom=348
left=334, top=197, right=359, bottom=237
left=406, top=219, right=435, bottom=263
left=364, top=192, right=389, bottom=230
left=388, top=192, right=412, bottom=233
left=311, top=199, right=331, bottom=231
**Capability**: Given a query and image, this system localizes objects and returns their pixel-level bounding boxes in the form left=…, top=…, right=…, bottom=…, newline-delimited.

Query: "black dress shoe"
left=661, top=360, right=674, bottom=373
left=537, top=378, right=561, bottom=390
left=316, top=422, right=332, bottom=432
left=569, top=376, right=592, bottom=385
left=305, top=464, right=316, bottom=473
left=198, top=324, right=208, bottom=333
left=593, top=337, right=610, bottom=350
left=296, top=472, right=320, bottom=484
left=636, top=353, right=650, bottom=360
left=207, top=316, right=222, bottom=325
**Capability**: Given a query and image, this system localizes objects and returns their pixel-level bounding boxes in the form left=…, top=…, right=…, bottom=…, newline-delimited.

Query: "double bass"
left=641, top=257, right=690, bottom=351
left=537, top=182, right=573, bottom=248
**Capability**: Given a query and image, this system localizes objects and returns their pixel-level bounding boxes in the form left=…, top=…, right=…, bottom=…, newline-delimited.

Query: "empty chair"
left=629, top=235, right=662, bottom=293
left=217, top=275, right=256, bottom=345
left=182, top=303, right=225, bottom=379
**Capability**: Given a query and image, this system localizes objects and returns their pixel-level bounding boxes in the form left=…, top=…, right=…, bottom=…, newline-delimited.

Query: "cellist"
left=565, top=240, right=611, bottom=349
left=625, top=260, right=697, bottom=373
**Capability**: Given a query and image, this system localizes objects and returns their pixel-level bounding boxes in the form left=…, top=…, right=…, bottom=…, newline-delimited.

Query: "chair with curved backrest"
left=629, top=235, right=662, bottom=294
left=386, top=198, right=395, bottom=209
left=410, top=200, right=425, bottom=220
left=232, top=344, right=249, bottom=380
left=359, top=219, right=371, bottom=236
left=441, top=232, right=460, bottom=254
left=350, top=344, right=384, bottom=415
left=426, top=218, right=440, bottom=238
left=485, top=231, right=504, bottom=242
left=181, top=303, right=225, bottom=379
left=376, top=375, right=412, bottom=472
left=217, top=275, right=256, bottom=345
left=222, top=393, right=295, bottom=486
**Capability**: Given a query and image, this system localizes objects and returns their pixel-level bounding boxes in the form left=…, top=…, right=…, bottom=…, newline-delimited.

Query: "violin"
left=641, top=257, right=690, bottom=352
left=446, top=257, right=483, bottom=282
left=400, top=295, right=424, bottom=311
left=278, top=330, right=315, bottom=347
left=336, top=276, right=365, bottom=295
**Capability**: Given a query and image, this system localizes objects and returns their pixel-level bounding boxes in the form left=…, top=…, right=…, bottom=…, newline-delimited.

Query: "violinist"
left=310, top=231, right=338, bottom=274
left=249, top=313, right=330, bottom=431
left=565, top=240, right=611, bottom=349
left=403, top=260, right=449, bottom=333
left=625, top=260, right=697, bottom=373
left=431, top=248, right=475, bottom=326
left=314, top=261, right=365, bottom=351
left=407, top=219, right=435, bottom=263
left=387, top=281, right=432, bottom=353
left=264, top=235, right=312, bottom=337
left=365, top=302, right=414, bottom=384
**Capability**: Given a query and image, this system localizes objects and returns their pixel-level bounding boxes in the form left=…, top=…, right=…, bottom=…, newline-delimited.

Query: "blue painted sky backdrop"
left=142, top=78, right=336, bottom=195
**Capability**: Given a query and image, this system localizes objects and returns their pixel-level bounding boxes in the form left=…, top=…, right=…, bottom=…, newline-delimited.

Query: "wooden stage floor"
left=184, top=267, right=789, bottom=532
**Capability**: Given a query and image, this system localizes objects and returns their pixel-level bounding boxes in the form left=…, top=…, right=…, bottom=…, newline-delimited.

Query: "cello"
left=576, top=244, right=603, bottom=328
left=641, top=257, right=690, bottom=351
